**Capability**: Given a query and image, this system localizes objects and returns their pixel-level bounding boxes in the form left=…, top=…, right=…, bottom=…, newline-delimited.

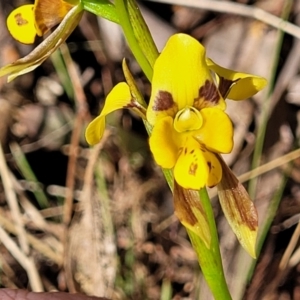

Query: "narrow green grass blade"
left=235, top=3, right=293, bottom=298
left=51, top=49, right=74, bottom=101
left=10, top=143, right=49, bottom=209
left=248, top=0, right=293, bottom=198
left=160, top=278, right=172, bottom=300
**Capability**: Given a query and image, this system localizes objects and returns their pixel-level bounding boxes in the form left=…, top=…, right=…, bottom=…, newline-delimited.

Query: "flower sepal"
left=217, top=156, right=258, bottom=258
left=174, top=181, right=211, bottom=248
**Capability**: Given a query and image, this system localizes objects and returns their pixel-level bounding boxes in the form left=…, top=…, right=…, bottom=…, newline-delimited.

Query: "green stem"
left=127, top=0, right=159, bottom=67
left=187, top=188, right=231, bottom=300
left=116, top=1, right=231, bottom=297
left=82, top=0, right=120, bottom=23
left=115, top=0, right=153, bottom=80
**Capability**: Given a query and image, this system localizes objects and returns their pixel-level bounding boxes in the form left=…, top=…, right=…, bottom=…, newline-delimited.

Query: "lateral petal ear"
left=217, top=156, right=258, bottom=258
left=85, top=82, right=132, bottom=145
left=174, top=181, right=211, bottom=248
left=206, top=58, right=267, bottom=100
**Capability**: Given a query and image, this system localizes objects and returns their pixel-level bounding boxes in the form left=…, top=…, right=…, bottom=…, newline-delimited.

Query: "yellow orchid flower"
left=7, top=0, right=74, bottom=44
left=0, top=0, right=83, bottom=82
left=147, top=34, right=234, bottom=191
left=85, top=33, right=266, bottom=256
left=145, top=34, right=264, bottom=257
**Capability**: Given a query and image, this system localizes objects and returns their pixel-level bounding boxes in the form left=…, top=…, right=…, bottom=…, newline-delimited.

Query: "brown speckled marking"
left=199, top=80, right=220, bottom=104
left=189, top=163, right=198, bottom=176
left=15, top=13, right=28, bottom=26
left=207, top=161, right=212, bottom=172
left=200, top=144, right=206, bottom=152
left=152, top=91, right=175, bottom=111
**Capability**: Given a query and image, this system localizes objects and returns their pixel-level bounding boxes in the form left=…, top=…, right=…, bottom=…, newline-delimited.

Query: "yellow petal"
left=149, top=116, right=182, bottom=169
left=217, top=156, right=258, bottom=258
left=174, top=137, right=209, bottom=190
left=193, top=108, right=233, bottom=154
left=7, top=5, right=37, bottom=44
left=174, top=182, right=211, bottom=248
left=201, top=151, right=222, bottom=188
left=34, top=0, right=74, bottom=36
left=85, top=82, right=132, bottom=145
left=147, top=34, right=224, bottom=125
left=207, top=58, right=267, bottom=100
left=0, top=4, right=83, bottom=81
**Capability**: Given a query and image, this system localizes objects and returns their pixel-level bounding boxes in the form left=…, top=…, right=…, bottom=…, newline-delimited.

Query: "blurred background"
left=0, top=0, right=300, bottom=299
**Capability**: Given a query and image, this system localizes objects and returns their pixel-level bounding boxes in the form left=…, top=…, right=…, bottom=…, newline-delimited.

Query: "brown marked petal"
left=217, top=156, right=258, bottom=258
left=174, top=181, right=211, bottom=248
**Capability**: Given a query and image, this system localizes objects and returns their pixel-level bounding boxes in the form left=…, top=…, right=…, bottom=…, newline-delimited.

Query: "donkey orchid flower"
left=0, top=0, right=83, bottom=82
left=85, top=34, right=267, bottom=256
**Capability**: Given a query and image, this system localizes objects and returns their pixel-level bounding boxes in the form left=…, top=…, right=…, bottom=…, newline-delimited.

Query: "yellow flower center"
left=173, top=107, right=203, bottom=133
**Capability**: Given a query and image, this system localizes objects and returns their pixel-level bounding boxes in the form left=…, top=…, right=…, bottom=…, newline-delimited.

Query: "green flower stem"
left=81, top=0, right=120, bottom=23
left=160, top=171, right=231, bottom=299
left=117, top=0, right=231, bottom=297
left=187, top=188, right=231, bottom=300
left=127, top=0, right=159, bottom=67
left=115, top=0, right=153, bottom=81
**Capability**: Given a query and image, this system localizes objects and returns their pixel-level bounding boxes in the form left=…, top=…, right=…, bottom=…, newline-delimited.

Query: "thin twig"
left=208, top=147, right=300, bottom=198
left=7, top=170, right=63, bottom=240
left=0, top=209, right=63, bottom=266
left=0, top=143, right=29, bottom=253
left=279, top=223, right=300, bottom=271
left=60, top=43, right=90, bottom=227
left=238, top=148, right=300, bottom=184
left=60, top=43, right=91, bottom=292
left=263, top=221, right=300, bottom=297
left=144, top=0, right=300, bottom=40
left=0, top=225, right=43, bottom=291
